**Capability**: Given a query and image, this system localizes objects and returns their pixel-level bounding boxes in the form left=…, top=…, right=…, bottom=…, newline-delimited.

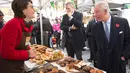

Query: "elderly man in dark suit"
left=91, top=1, right=130, bottom=73
left=60, top=2, right=85, bottom=60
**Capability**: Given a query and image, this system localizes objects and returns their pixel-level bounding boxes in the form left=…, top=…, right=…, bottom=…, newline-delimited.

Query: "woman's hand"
left=28, top=49, right=36, bottom=58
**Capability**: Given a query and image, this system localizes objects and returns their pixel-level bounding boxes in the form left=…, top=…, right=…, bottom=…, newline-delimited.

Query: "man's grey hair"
left=95, top=1, right=110, bottom=13
left=66, top=2, right=75, bottom=8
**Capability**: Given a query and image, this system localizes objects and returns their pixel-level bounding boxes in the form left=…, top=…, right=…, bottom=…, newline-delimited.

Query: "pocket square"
left=119, top=31, right=123, bottom=34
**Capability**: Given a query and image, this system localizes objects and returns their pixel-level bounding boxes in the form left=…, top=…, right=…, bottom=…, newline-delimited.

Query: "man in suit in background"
left=91, top=1, right=130, bottom=73
left=60, top=2, right=85, bottom=60
left=86, top=18, right=97, bottom=63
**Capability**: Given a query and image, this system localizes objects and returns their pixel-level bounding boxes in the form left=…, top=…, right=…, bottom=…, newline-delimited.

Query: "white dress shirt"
left=102, top=16, right=111, bottom=34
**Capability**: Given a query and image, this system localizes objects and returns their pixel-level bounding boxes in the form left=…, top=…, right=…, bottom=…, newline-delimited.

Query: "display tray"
left=27, top=63, right=66, bottom=73
left=52, top=62, right=106, bottom=73
left=24, top=60, right=47, bottom=72
left=53, top=57, right=106, bottom=73
left=24, top=61, right=39, bottom=72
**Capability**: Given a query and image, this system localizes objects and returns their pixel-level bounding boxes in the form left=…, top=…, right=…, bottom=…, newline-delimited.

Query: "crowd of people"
left=0, top=0, right=130, bottom=73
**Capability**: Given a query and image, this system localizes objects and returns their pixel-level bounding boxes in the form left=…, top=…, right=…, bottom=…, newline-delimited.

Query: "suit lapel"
left=64, top=14, right=70, bottom=26
left=96, top=22, right=106, bottom=46
left=72, top=11, right=76, bottom=18
left=109, top=16, right=117, bottom=49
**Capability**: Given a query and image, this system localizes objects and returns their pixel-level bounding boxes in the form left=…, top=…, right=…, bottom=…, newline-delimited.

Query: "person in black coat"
left=60, top=2, right=85, bottom=60
left=0, top=10, right=4, bottom=29
left=32, top=15, right=53, bottom=47
left=92, top=1, right=130, bottom=73
left=86, top=19, right=97, bottom=62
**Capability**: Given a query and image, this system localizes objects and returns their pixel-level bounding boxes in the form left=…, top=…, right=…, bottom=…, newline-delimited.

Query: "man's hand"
left=71, top=25, right=78, bottom=30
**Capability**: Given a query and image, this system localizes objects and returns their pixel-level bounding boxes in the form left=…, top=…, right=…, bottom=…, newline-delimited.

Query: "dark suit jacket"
left=35, top=17, right=52, bottom=31
left=85, top=19, right=97, bottom=60
left=86, top=19, right=96, bottom=37
left=86, top=19, right=97, bottom=47
left=91, top=16, right=130, bottom=73
left=60, top=11, right=85, bottom=50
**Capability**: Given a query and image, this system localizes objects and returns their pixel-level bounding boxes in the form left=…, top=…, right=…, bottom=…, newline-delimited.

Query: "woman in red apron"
left=0, top=0, right=36, bottom=73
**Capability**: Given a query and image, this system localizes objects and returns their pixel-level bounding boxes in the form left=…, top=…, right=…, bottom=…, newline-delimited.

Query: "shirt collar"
left=72, top=10, right=75, bottom=15
left=107, top=16, right=111, bottom=24
left=95, top=19, right=98, bottom=23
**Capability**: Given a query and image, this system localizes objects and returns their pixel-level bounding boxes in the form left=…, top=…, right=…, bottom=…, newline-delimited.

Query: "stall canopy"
left=0, top=0, right=47, bottom=45
left=77, top=0, right=94, bottom=12
left=1, top=0, right=130, bottom=8
left=77, top=0, right=130, bottom=12
left=0, top=0, right=41, bottom=8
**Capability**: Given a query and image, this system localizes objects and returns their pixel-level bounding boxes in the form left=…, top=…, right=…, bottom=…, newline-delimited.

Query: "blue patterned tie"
left=104, top=22, right=110, bottom=41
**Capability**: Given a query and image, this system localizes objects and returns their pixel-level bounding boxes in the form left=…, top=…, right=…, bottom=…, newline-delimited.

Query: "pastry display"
left=29, top=45, right=47, bottom=64
left=25, top=45, right=105, bottom=73
left=56, top=57, right=104, bottom=73
left=33, top=63, right=66, bottom=73
left=56, top=57, right=80, bottom=67
left=90, top=69, right=104, bottom=73
left=46, top=50, right=64, bottom=61
left=29, top=45, right=64, bottom=64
